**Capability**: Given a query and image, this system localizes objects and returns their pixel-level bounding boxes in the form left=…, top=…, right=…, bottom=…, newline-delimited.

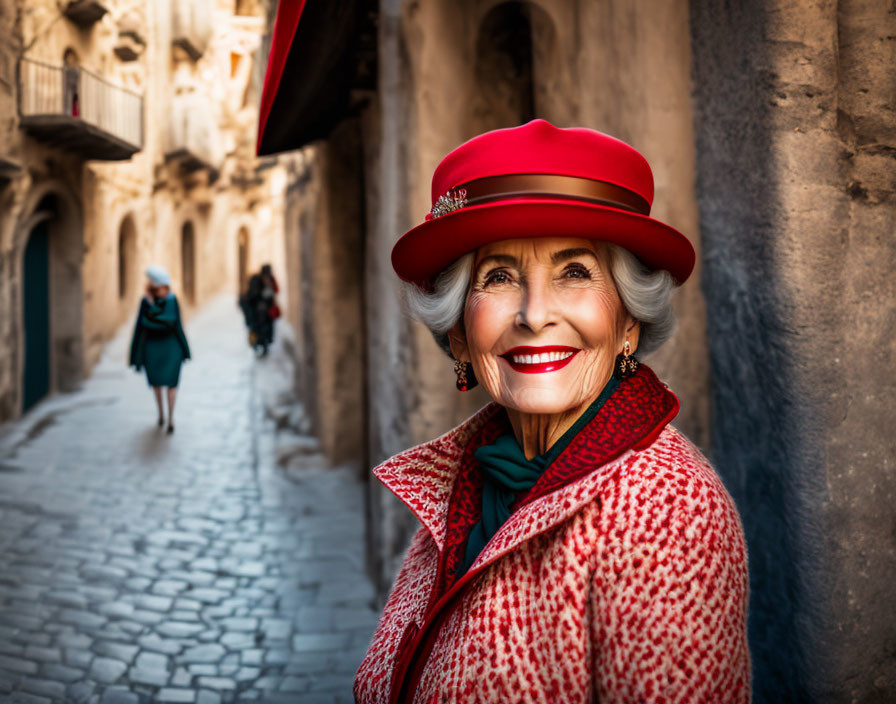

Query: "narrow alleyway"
left=0, top=297, right=378, bottom=704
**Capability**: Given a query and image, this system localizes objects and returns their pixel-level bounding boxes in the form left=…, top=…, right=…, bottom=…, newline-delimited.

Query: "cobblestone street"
left=0, top=297, right=378, bottom=704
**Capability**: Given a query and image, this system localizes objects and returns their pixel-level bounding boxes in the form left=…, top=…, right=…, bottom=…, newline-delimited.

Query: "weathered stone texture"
left=573, top=0, right=710, bottom=453
left=306, top=121, right=367, bottom=466
left=690, top=0, right=895, bottom=700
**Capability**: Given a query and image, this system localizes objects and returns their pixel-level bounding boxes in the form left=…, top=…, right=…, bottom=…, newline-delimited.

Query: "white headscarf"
left=146, top=265, right=171, bottom=287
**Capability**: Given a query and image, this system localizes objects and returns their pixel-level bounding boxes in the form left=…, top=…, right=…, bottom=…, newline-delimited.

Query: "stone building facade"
left=262, top=0, right=895, bottom=701
left=0, top=0, right=288, bottom=420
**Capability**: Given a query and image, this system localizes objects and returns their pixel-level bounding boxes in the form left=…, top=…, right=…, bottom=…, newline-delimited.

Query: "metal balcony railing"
left=18, top=58, right=144, bottom=159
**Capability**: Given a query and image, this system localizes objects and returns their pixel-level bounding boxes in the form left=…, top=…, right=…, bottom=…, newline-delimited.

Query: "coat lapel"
left=372, top=403, right=502, bottom=551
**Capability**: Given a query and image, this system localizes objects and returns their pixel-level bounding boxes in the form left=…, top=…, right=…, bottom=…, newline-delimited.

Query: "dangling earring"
left=454, top=360, right=477, bottom=391
left=617, top=340, right=639, bottom=379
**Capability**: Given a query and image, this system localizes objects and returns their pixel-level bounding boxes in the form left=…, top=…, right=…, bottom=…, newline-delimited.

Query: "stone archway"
left=21, top=216, right=51, bottom=411
left=466, top=1, right=558, bottom=137
left=118, top=213, right=138, bottom=302
left=15, top=183, right=84, bottom=411
left=180, top=221, right=196, bottom=303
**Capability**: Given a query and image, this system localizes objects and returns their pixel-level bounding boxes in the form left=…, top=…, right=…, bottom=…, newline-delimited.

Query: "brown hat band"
left=457, top=173, right=651, bottom=216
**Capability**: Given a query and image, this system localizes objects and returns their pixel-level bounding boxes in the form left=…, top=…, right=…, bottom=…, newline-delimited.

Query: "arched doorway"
left=118, top=214, right=137, bottom=301
left=16, top=186, right=84, bottom=412
left=181, top=221, right=195, bottom=302
left=22, top=219, right=51, bottom=411
left=467, top=1, right=557, bottom=137
left=237, top=226, right=249, bottom=295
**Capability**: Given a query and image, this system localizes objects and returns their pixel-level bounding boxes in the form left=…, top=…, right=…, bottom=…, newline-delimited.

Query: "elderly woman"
left=354, top=121, right=750, bottom=703
left=129, top=266, right=191, bottom=434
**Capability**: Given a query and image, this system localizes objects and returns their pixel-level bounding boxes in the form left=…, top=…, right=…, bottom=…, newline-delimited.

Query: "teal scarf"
left=461, top=375, right=621, bottom=573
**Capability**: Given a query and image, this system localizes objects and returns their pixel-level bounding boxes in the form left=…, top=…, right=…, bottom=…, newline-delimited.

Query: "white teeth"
left=511, top=351, right=575, bottom=365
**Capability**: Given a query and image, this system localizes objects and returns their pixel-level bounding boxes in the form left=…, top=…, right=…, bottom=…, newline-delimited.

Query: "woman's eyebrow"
left=551, top=247, right=598, bottom=264
left=475, top=254, right=518, bottom=270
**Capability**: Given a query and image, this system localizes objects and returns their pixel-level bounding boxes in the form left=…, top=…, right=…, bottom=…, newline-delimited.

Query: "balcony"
left=165, top=94, right=220, bottom=174
left=172, top=0, right=213, bottom=61
left=18, top=59, right=143, bottom=161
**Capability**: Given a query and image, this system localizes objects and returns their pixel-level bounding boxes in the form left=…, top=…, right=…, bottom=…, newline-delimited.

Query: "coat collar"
left=373, top=363, right=679, bottom=560
left=372, top=403, right=503, bottom=552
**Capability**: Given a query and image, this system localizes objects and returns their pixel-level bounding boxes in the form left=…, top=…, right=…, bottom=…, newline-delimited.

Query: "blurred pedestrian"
left=241, top=263, right=280, bottom=357
left=62, top=50, right=80, bottom=117
left=129, top=265, right=191, bottom=434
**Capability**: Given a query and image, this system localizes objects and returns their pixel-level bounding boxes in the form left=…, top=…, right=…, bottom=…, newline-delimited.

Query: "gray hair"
left=401, top=244, right=677, bottom=357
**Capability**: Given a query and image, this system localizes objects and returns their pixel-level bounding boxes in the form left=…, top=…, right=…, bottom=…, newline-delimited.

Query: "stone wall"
left=0, top=0, right=16, bottom=413
left=690, top=0, right=896, bottom=700
left=299, top=120, right=367, bottom=466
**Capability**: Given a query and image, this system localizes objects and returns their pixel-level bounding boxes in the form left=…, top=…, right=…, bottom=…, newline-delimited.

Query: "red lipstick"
left=500, top=346, right=579, bottom=374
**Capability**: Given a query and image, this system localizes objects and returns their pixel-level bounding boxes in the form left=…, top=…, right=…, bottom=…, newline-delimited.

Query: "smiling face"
left=448, top=237, right=639, bottom=419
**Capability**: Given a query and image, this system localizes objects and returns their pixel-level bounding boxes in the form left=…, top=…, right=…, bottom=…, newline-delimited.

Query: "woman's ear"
left=446, top=322, right=470, bottom=362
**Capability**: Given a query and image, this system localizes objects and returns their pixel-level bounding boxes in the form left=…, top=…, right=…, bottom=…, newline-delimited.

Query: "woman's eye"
left=562, top=264, right=591, bottom=279
left=484, top=269, right=511, bottom=285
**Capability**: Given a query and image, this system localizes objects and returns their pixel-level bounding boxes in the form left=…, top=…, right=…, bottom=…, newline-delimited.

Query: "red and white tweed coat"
left=355, top=365, right=750, bottom=703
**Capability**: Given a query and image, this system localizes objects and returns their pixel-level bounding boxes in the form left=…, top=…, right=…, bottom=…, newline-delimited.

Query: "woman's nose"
left=515, top=278, right=557, bottom=333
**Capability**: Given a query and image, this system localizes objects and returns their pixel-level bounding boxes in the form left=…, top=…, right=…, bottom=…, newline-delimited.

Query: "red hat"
left=391, top=119, right=695, bottom=286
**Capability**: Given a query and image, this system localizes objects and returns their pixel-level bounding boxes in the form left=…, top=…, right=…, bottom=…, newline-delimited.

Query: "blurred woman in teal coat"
left=129, top=266, right=191, bottom=434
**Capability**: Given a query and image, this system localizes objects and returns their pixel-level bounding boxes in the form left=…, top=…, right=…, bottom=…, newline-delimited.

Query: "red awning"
left=256, top=0, right=306, bottom=156
left=256, top=0, right=374, bottom=156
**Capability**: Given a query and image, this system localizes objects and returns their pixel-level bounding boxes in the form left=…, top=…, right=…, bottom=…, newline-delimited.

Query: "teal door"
left=23, top=221, right=50, bottom=411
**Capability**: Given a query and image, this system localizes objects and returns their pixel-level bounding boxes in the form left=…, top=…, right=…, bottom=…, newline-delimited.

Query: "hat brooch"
left=430, top=188, right=467, bottom=219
